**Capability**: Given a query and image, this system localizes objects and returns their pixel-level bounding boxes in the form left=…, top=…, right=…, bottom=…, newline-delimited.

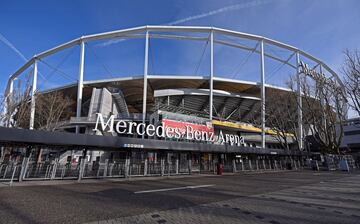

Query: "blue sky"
left=1, top=0, right=360, bottom=94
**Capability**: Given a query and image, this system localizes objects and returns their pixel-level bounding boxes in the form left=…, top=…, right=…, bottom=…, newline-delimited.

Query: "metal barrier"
left=25, top=162, right=54, bottom=179
left=147, top=162, right=162, bottom=175
left=164, top=162, right=177, bottom=175
left=0, top=163, right=21, bottom=182
left=235, top=161, right=244, bottom=171
left=222, top=163, right=233, bottom=172
left=53, top=164, right=80, bottom=179
left=106, top=162, right=126, bottom=177
left=179, top=160, right=189, bottom=174
left=130, top=163, right=145, bottom=176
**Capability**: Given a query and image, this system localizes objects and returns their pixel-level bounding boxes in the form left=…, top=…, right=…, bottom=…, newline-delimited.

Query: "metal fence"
left=0, top=154, right=308, bottom=184
left=0, top=163, right=21, bottom=182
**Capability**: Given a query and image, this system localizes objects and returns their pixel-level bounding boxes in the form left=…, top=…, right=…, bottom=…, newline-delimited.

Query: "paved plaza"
left=0, top=171, right=359, bottom=224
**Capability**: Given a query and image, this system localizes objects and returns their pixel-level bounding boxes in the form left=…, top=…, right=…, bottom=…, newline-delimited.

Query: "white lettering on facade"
left=93, top=114, right=245, bottom=146
left=93, top=113, right=114, bottom=133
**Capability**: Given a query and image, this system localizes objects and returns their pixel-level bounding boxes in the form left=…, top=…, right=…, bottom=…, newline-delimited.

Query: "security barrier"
left=0, top=151, right=306, bottom=184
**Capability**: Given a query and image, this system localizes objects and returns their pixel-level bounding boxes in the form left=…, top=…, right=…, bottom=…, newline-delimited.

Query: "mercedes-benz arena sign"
left=93, top=113, right=245, bottom=146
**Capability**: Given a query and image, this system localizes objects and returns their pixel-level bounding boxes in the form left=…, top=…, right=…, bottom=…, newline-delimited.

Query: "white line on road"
left=134, top=184, right=215, bottom=194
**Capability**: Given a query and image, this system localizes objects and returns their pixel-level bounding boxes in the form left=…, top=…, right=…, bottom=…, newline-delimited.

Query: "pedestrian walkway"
left=88, top=174, right=360, bottom=224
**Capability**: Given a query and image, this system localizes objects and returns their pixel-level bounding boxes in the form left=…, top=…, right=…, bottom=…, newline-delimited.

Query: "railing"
left=0, top=155, right=306, bottom=184
left=0, top=163, right=21, bottom=183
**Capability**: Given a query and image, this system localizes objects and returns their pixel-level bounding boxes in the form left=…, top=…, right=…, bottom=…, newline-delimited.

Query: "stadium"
left=0, top=26, right=343, bottom=181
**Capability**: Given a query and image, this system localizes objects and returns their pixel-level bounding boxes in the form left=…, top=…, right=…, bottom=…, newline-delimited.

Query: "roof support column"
left=76, top=41, right=85, bottom=134
left=29, top=60, right=38, bottom=130
left=142, top=30, right=149, bottom=124
left=260, top=40, right=266, bottom=149
left=296, top=51, right=303, bottom=150
left=5, top=80, right=14, bottom=127
left=209, top=30, right=214, bottom=120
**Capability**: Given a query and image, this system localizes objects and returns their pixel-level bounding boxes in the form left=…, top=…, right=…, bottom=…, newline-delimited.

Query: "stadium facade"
left=0, top=26, right=343, bottom=181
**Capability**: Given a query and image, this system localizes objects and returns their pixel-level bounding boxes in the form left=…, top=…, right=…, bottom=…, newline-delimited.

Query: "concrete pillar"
left=256, top=159, right=259, bottom=170
left=249, top=159, right=253, bottom=171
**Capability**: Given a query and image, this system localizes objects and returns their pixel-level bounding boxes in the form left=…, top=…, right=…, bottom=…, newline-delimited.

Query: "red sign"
left=162, top=119, right=214, bottom=138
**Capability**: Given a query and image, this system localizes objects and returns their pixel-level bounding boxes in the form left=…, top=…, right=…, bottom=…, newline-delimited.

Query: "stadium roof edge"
left=5, top=25, right=343, bottom=96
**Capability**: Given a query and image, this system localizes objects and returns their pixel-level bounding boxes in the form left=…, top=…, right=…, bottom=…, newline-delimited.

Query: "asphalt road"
left=0, top=171, right=359, bottom=224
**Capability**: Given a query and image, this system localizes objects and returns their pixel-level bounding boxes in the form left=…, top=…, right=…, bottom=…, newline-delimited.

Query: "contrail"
left=0, top=33, right=48, bottom=82
left=0, top=33, right=28, bottom=62
left=98, top=0, right=270, bottom=47
left=166, top=0, right=270, bottom=25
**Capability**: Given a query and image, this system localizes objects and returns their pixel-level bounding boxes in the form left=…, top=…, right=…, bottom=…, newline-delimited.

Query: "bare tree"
left=4, top=81, right=32, bottom=129
left=342, top=49, right=360, bottom=117
left=3, top=79, right=74, bottom=131
left=266, top=89, right=301, bottom=151
left=34, top=91, right=74, bottom=131
left=293, top=72, right=347, bottom=154
left=0, top=94, right=5, bottom=126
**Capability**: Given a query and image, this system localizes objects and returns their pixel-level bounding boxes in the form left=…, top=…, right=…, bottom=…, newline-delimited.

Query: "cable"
left=38, top=47, right=77, bottom=89
left=266, top=52, right=296, bottom=83
left=39, top=59, right=76, bottom=82
left=193, top=34, right=210, bottom=75
left=86, top=42, right=114, bottom=78
left=149, top=38, right=156, bottom=75
left=231, top=42, right=260, bottom=79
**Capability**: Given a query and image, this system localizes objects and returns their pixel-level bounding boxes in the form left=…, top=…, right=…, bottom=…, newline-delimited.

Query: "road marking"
left=134, top=184, right=214, bottom=194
